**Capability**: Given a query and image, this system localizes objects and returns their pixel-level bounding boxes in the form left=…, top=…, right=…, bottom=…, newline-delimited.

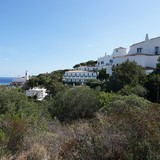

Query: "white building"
left=26, top=87, right=48, bottom=101
left=74, top=53, right=113, bottom=75
left=63, top=70, right=98, bottom=84
left=111, top=34, right=160, bottom=73
left=63, top=34, right=160, bottom=82
left=97, top=34, right=160, bottom=75
left=96, top=53, right=113, bottom=75
left=97, top=53, right=113, bottom=66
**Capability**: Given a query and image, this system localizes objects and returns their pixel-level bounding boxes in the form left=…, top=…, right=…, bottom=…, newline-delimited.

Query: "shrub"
left=118, top=84, right=147, bottom=97
left=49, top=86, right=100, bottom=122
left=100, top=94, right=151, bottom=114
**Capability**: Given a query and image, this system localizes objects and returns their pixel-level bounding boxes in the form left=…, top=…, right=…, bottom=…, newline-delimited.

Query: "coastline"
left=0, top=77, right=15, bottom=85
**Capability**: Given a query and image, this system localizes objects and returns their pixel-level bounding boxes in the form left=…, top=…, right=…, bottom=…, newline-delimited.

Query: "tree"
left=73, top=60, right=97, bottom=68
left=144, top=73, right=160, bottom=102
left=155, top=56, right=160, bottom=74
left=98, top=92, right=116, bottom=106
left=86, top=79, right=100, bottom=89
left=86, top=60, right=97, bottom=66
left=143, top=56, right=160, bottom=102
left=49, top=86, right=100, bottom=122
left=100, top=94, right=150, bottom=114
left=106, top=60, right=146, bottom=92
left=98, top=99, right=159, bottom=159
left=118, top=84, right=147, bottom=97
left=97, top=68, right=109, bottom=82
left=47, top=80, right=67, bottom=97
left=25, top=70, right=66, bottom=97
left=0, top=87, right=50, bottom=155
left=50, top=70, right=65, bottom=82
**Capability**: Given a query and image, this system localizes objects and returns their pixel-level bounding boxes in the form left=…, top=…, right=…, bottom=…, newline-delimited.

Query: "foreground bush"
left=1, top=102, right=159, bottom=160
left=49, top=86, right=100, bottom=122
left=100, top=94, right=151, bottom=113
left=0, top=87, right=159, bottom=159
left=0, top=87, right=49, bottom=157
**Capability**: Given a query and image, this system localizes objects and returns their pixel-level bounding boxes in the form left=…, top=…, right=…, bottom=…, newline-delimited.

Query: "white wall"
left=112, top=54, right=159, bottom=68
left=145, top=55, right=159, bottom=68
left=128, top=36, right=160, bottom=55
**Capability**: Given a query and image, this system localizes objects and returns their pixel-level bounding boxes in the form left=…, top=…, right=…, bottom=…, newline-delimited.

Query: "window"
left=137, top=48, right=143, bottom=53
left=110, top=59, right=113, bottom=64
left=155, top=46, right=160, bottom=55
left=116, top=49, right=118, bottom=52
left=101, top=61, right=104, bottom=64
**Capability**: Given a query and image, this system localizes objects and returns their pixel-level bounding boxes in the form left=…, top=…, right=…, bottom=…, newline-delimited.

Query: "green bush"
left=118, top=84, right=147, bottom=97
left=100, top=94, right=151, bottom=114
left=106, top=60, right=146, bottom=92
left=49, top=86, right=100, bottom=122
left=98, top=92, right=117, bottom=107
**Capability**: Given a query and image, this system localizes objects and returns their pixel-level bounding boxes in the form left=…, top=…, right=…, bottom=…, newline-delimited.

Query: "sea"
left=0, top=77, right=15, bottom=85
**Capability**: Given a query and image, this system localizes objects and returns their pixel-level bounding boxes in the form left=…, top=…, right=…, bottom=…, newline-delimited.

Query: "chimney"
left=145, top=34, right=149, bottom=41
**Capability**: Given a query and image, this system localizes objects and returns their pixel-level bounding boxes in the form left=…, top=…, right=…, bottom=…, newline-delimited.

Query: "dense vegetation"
left=0, top=60, right=160, bottom=159
left=73, top=60, right=97, bottom=68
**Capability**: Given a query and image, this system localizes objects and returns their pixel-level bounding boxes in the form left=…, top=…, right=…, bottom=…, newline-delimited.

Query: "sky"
left=0, top=0, right=160, bottom=76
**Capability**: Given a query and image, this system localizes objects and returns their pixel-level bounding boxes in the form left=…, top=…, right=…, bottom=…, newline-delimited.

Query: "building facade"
left=63, top=70, right=98, bottom=84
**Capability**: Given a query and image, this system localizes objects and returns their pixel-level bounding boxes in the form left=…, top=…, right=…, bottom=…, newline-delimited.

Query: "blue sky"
left=0, top=0, right=160, bottom=76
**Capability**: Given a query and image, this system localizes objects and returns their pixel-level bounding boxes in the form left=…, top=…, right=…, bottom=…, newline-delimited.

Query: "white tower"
left=25, top=70, right=29, bottom=80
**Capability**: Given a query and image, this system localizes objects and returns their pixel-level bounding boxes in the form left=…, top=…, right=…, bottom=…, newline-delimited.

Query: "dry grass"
left=1, top=105, right=160, bottom=160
